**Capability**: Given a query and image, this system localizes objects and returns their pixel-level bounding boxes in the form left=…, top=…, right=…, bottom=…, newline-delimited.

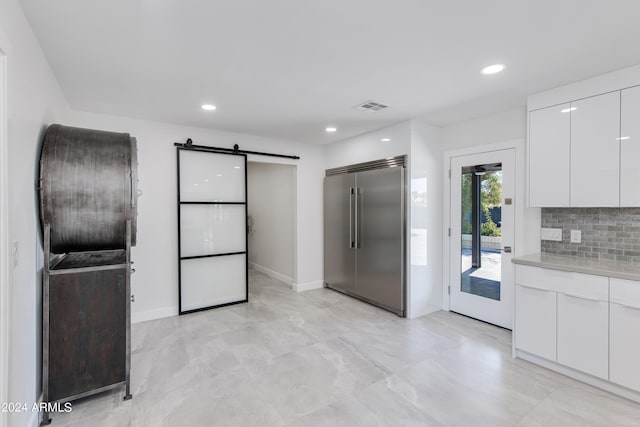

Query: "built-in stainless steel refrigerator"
left=323, top=156, right=406, bottom=316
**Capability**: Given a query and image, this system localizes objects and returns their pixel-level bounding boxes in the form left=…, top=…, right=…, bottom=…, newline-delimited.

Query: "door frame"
left=442, top=139, right=529, bottom=318
left=0, top=49, right=9, bottom=427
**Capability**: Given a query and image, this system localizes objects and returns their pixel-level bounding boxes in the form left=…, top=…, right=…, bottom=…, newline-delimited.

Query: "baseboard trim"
left=132, top=306, right=177, bottom=324
left=249, top=262, right=293, bottom=285
left=516, top=349, right=640, bottom=403
left=407, top=304, right=441, bottom=319
left=293, top=280, right=324, bottom=292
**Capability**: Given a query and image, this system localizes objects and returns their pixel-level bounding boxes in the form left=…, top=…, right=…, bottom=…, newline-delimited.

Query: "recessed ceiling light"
left=481, top=64, right=505, bottom=75
left=326, top=127, right=337, bottom=133
left=381, top=138, right=392, bottom=142
left=234, top=166, right=241, bottom=169
left=561, top=107, right=577, bottom=113
left=203, top=179, right=209, bottom=182
left=201, top=104, right=217, bottom=111
left=617, top=136, right=631, bottom=141
left=216, top=174, right=222, bottom=177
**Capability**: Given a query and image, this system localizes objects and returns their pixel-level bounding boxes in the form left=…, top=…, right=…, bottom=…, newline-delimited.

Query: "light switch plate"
left=570, top=229, right=582, bottom=244
left=541, top=228, right=562, bottom=242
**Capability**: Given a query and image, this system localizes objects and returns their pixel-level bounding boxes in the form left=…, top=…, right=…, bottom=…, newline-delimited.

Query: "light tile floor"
left=48, top=269, right=640, bottom=426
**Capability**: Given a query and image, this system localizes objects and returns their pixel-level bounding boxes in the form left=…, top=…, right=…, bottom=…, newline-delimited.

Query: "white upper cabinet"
left=570, top=91, right=621, bottom=207
left=529, top=104, right=571, bottom=207
left=620, top=86, right=640, bottom=207
left=527, top=66, right=640, bottom=207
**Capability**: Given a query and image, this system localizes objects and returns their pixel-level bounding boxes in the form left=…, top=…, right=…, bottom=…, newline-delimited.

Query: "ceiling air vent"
left=353, top=100, right=389, bottom=112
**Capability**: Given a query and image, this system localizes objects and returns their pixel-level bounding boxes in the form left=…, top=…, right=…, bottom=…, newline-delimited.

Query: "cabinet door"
left=49, top=269, right=126, bottom=402
left=515, top=284, right=556, bottom=361
left=610, top=302, right=640, bottom=391
left=528, top=104, right=570, bottom=207
left=620, top=86, right=640, bottom=207
left=570, top=91, right=620, bottom=207
left=557, top=294, right=608, bottom=379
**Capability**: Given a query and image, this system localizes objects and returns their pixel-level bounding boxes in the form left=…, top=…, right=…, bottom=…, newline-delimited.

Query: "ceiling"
left=19, top=0, right=640, bottom=144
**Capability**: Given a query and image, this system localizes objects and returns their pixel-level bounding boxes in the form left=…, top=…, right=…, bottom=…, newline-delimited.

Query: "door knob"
left=502, top=246, right=512, bottom=253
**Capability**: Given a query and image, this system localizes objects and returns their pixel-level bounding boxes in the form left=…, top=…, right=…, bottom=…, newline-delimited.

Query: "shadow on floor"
left=461, top=268, right=500, bottom=301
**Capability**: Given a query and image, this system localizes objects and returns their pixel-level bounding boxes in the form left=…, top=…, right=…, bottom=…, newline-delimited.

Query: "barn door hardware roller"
left=175, top=138, right=300, bottom=160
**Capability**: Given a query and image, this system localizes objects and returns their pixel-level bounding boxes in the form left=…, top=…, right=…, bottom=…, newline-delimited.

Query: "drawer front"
left=516, top=265, right=608, bottom=300
left=610, top=278, right=640, bottom=308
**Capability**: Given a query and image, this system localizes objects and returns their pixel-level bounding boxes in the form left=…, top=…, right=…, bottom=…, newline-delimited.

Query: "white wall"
left=247, top=162, right=295, bottom=285
left=409, top=122, right=444, bottom=318
left=324, top=122, right=412, bottom=167
left=62, top=110, right=324, bottom=321
left=440, top=107, right=527, bottom=151
left=0, top=1, right=70, bottom=426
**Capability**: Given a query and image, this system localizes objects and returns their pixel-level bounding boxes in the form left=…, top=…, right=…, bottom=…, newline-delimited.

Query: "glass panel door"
left=450, top=149, right=515, bottom=329
left=177, top=148, right=247, bottom=314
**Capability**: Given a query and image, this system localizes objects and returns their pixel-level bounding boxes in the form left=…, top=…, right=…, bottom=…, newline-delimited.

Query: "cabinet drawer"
left=610, top=278, right=640, bottom=308
left=516, top=265, right=608, bottom=300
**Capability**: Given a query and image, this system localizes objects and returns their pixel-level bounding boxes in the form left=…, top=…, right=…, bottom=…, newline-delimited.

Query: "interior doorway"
left=449, top=149, right=516, bottom=329
left=247, top=162, right=296, bottom=287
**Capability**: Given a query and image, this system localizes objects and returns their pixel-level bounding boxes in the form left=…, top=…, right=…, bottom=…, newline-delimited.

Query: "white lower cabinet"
left=557, top=294, right=608, bottom=379
left=515, top=265, right=640, bottom=398
left=610, top=278, right=640, bottom=392
left=610, top=303, right=640, bottom=391
left=515, top=284, right=556, bottom=361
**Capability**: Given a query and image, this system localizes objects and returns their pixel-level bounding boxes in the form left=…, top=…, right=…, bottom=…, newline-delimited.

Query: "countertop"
left=512, top=253, right=640, bottom=282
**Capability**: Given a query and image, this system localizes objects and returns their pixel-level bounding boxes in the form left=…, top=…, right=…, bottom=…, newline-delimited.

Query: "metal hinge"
left=448, top=169, right=451, bottom=179
left=448, top=285, right=451, bottom=295
left=448, top=228, right=451, bottom=237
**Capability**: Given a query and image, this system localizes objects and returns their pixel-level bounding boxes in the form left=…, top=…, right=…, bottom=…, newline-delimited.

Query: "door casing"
left=0, top=50, right=9, bottom=427
left=442, top=140, right=538, bottom=331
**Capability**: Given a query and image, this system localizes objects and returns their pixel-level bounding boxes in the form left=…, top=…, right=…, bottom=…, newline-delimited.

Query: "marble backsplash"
left=541, top=208, right=640, bottom=263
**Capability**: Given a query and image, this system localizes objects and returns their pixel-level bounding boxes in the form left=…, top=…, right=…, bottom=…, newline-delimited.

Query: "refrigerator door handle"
left=349, top=187, right=355, bottom=248
left=355, top=187, right=360, bottom=249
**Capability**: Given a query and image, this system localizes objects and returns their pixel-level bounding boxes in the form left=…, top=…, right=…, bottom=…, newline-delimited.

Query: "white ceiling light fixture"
left=381, top=138, right=392, bottom=142
left=617, top=136, right=631, bottom=141
left=201, top=104, right=217, bottom=111
left=561, top=107, right=577, bottom=113
left=325, top=127, right=337, bottom=133
left=481, top=64, right=505, bottom=75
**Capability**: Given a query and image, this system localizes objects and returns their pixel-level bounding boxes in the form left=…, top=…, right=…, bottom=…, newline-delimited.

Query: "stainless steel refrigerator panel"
left=355, top=167, right=404, bottom=314
left=323, top=173, right=357, bottom=294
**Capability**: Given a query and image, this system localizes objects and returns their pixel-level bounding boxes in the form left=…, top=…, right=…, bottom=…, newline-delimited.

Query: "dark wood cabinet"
left=42, top=237, right=132, bottom=425
left=48, top=266, right=126, bottom=402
